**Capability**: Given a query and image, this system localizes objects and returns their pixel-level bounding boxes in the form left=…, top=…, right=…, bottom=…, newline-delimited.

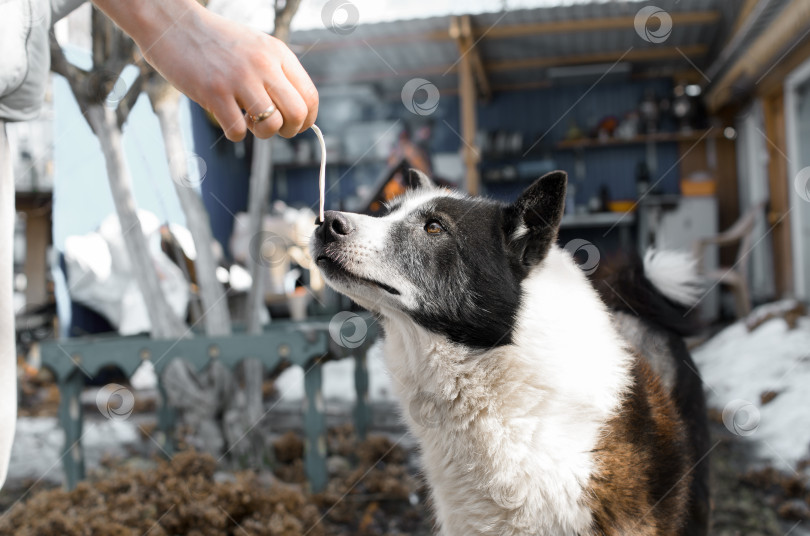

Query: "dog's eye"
left=425, top=221, right=444, bottom=235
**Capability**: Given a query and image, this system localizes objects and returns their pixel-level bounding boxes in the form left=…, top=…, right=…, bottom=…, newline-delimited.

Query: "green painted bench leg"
left=156, top=378, right=176, bottom=458
left=353, top=350, right=370, bottom=440
left=58, top=370, right=85, bottom=490
left=303, top=360, right=327, bottom=492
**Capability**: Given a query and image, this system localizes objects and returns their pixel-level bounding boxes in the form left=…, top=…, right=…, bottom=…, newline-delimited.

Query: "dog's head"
left=310, top=170, right=567, bottom=349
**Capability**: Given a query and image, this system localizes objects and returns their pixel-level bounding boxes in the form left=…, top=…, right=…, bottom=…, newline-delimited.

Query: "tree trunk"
left=243, top=0, right=302, bottom=334
left=149, top=82, right=232, bottom=336
left=244, top=138, right=273, bottom=335
left=85, top=105, right=187, bottom=339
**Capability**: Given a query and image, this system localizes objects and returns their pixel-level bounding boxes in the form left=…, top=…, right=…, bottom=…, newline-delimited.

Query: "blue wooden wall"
left=473, top=78, right=680, bottom=204
left=191, top=103, right=252, bottom=257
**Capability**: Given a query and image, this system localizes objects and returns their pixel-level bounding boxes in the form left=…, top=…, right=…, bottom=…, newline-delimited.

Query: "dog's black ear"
left=504, top=170, right=567, bottom=267
left=407, top=168, right=436, bottom=190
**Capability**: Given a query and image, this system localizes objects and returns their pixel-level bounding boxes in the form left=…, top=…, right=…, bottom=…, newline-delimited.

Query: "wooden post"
left=452, top=15, right=481, bottom=195
left=762, top=91, right=795, bottom=296
left=21, top=206, right=50, bottom=308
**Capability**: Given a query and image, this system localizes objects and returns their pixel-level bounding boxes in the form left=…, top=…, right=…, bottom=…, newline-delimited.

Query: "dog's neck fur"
left=381, top=247, right=634, bottom=536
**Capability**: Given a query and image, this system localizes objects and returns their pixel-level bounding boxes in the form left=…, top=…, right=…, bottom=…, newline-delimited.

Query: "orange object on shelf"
left=607, top=200, right=636, bottom=213
left=680, top=179, right=717, bottom=196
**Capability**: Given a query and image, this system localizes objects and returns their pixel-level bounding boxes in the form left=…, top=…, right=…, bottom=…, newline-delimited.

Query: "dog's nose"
left=319, top=210, right=355, bottom=241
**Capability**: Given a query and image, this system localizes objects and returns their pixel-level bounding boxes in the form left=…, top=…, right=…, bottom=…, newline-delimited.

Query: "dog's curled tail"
left=594, top=248, right=704, bottom=336
left=642, top=248, right=703, bottom=308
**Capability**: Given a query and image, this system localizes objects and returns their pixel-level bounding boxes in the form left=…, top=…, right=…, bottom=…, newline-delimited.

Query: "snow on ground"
left=693, top=310, right=810, bottom=468
left=273, top=339, right=396, bottom=404
left=7, top=417, right=141, bottom=484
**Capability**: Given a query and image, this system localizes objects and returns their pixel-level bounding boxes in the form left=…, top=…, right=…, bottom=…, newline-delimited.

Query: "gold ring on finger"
left=247, top=104, right=277, bottom=124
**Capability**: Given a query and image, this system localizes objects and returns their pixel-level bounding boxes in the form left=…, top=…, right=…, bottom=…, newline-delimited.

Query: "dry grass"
left=0, top=428, right=430, bottom=536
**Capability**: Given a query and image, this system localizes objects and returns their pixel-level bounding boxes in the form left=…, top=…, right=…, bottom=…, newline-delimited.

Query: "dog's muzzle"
left=315, top=210, right=355, bottom=245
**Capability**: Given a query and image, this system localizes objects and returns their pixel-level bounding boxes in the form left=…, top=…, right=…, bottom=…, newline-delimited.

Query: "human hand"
left=94, top=0, right=318, bottom=142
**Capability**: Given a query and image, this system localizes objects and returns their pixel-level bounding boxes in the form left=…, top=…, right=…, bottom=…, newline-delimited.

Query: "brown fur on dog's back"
left=593, top=251, right=711, bottom=535
left=587, top=357, right=691, bottom=535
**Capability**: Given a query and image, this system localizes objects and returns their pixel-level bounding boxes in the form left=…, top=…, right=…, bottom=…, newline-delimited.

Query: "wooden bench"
left=39, top=315, right=378, bottom=491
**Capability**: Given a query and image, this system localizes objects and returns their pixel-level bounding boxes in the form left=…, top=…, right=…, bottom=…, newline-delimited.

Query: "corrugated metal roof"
left=290, top=0, right=653, bottom=32
left=289, top=0, right=734, bottom=95
left=704, top=0, right=793, bottom=83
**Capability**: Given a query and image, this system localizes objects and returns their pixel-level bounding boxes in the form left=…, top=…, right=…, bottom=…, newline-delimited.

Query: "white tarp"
left=229, top=202, right=318, bottom=297
left=63, top=211, right=189, bottom=335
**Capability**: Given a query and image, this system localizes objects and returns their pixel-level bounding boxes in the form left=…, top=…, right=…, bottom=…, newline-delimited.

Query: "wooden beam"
left=756, top=29, right=810, bottom=98
left=729, top=0, right=761, bottom=41
left=450, top=15, right=491, bottom=100
left=293, top=11, right=720, bottom=53
left=309, top=45, right=707, bottom=85
left=480, top=11, right=720, bottom=39
left=486, top=45, right=707, bottom=72
left=706, top=0, right=810, bottom=112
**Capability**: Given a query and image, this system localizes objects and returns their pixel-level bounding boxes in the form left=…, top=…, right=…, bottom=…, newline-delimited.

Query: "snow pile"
left=273, top=339, right=396, bottom=404
left=693, top=308, right=810, bottom=466
left=8, top=417, right=140, bottom=484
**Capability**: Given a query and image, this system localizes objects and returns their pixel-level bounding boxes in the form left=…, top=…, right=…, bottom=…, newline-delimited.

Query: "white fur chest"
left=379, top=248, right=633, bottom=536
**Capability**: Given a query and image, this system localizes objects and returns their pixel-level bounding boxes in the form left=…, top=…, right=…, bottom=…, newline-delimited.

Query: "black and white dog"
left=311, top=170, right=710, bottom=536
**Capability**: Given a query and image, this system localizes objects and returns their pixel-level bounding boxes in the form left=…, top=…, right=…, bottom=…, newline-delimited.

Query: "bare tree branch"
left=273, top=0, right=302, bottom=43
left=116, top=72, right=146, bottom=129
left=49, top=33, right=93, bottom=123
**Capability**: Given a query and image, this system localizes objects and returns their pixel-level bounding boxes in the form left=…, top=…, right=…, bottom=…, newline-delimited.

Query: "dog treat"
left=312, top=124, right=326, bottom=223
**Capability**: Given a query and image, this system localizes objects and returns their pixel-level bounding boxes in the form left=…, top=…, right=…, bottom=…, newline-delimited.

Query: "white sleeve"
left=0, top=123, right=17, bottom=490
left=50, top=0, right=86, bottom=23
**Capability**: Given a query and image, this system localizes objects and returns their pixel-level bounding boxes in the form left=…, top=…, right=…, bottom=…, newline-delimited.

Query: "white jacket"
left=0, top=0, right=85, bottom=491
left=0, top=0, right=85, bottom=121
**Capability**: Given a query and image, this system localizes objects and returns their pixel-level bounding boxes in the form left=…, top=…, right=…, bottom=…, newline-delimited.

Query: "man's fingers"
left=265, top=69, right=309, bottom=139
left=211, top=98, right=248, bottom=142
left=281, top=52, right=319, bottom=133
left=210, top=45, right=318, bottom=142
left=241, top=88, right=283, bottom=140
left=247, top=109, right=284, bottom=140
